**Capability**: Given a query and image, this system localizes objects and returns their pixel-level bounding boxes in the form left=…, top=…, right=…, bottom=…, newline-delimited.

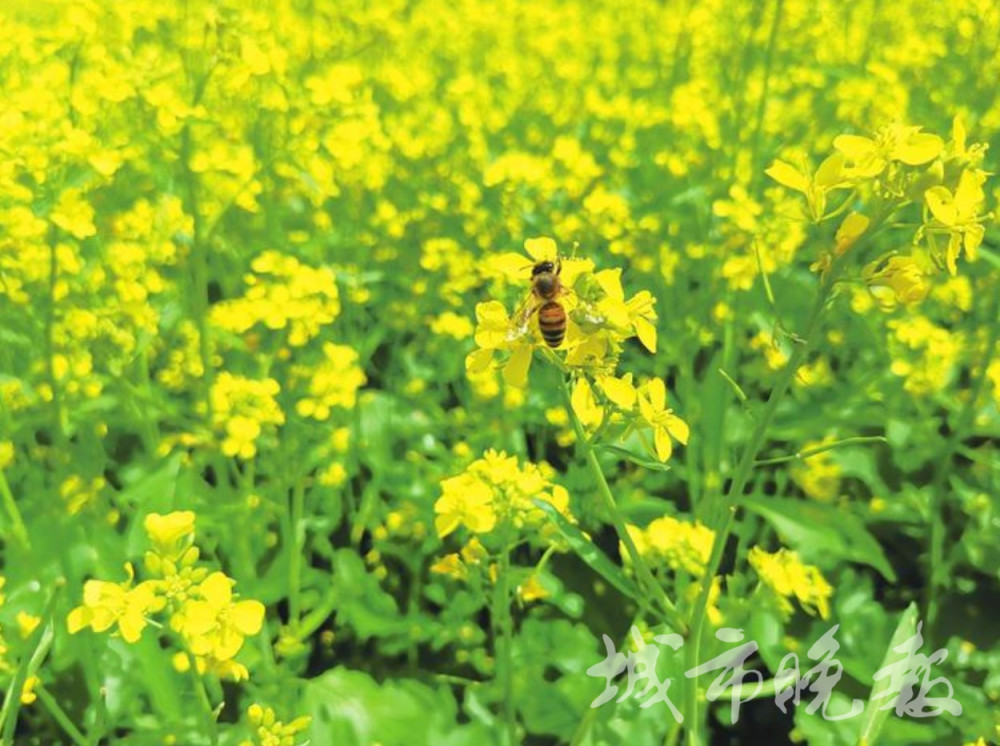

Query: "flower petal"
left=524, top=237, right=557, bottom=261
left=231, top=600, right=266, bottom=635
left=666, top=415, right=690, bottom=446
left=634, top=316, right=657, bottom=353
left=924, top=186, right=957, bottom=226
left=645, top=378, right=666, bottom=411
left=833, top=134, right=876, bottom=162
left=654, top=426, right=673, bottom=462
left=503, top=344, right=532, bottom=388
left=813, top=153, right=846, bottom=188
left=764, top=160, right=808, bottom=192
left=465, top=347, right=494, bottom=374
left=571, top=378, right=602, bottom=430
left=894, top=132, right=943, bottom=165
left=598, top=375, right=636, bottom=410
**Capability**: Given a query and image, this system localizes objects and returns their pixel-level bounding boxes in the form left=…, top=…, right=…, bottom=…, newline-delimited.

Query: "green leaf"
left=329, top=549, right=409, bottom=640
left=595, top=444, right=672, bottom=473
left=855, top=603, right=919, bottom=746
left=743, top=496, right=897, bottom=582
left=304, top=667, right=490, bottom=746
left=531, top=499, right=642, bottom=605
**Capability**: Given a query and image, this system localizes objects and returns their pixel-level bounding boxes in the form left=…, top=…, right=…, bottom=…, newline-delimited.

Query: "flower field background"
left=1, top=0, right=999, bottom=744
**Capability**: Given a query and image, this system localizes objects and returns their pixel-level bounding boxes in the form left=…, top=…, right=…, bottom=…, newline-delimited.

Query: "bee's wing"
left=514, top=289, right=541, bottom=327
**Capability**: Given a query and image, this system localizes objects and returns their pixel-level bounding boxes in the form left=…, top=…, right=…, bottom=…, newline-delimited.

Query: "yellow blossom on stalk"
left=765, top=152, right=848, bottom=221
left=571, top=377, right=602, bottom=430
left=210, top=251, right=340, bottom=347
left=626, top=515, right=714, bottom=576
left=572, top=373, right=638, bottom=434
left=50, top=188, right=97, bottom=239
left=173, top=651, right=251, bottom=682
left=67, top=564, right=164, bottom=643
left=518, top=574, right=550, bottom=602
left=20, top=675, right=39, bottom=705
left=486, top=237, right=592, bottom=285
left=598, top=373, right=638, bottom=410
left=863, top=254, right=931, bottom=309
left=833, top=124, right=943, bottom=178
left=176, top=572, right=265, bottom=661
left=435, top=472, right=497, bottom=537
left=946, top=116, right=988, bottom=171
left=143, top=511, right=207, bottom=601
left=240, top=703, right=311, bottom=746
left=471, top=238, right=655, bottom=386
left=466, top=300, right=537, bottom=387
left=636, top=378, right=689, bottom=462
left=294, top=342, right=366, bottom=419
left=833, top=211, right=870, bottom=256
left=748, top=547, right=832, bottom=619
left=16, top=612, right=41, bottom=639
left=144, top=511, right=196, bottom=561
left=430, top=553, right=469, bottom=580
left=434, top=450, right=570, bottom=539
left=210, top=373, right=285, bottom=459
left=582, top=269, right=658, bottom=353
left=923, top=169, right=987, bottom=275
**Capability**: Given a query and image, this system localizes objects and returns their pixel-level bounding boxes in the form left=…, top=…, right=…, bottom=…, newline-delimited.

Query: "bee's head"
left=531, top=260, right=557, bottom=277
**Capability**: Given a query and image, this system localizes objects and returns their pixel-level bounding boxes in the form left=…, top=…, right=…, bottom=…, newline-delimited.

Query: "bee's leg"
left=516, top=297, right=541, bottom=329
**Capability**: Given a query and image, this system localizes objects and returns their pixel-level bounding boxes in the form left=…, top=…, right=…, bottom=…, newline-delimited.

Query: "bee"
left=524, top=257, right=567, bottom=348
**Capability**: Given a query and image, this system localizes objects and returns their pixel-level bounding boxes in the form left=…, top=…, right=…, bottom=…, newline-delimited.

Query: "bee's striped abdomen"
left=538, top=301, right=566, bottom=348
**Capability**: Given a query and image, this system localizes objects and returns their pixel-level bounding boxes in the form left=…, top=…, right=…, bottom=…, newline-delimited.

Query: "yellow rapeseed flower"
left=833, top=124, right=943, bottom=178
left=67, top=564, right=164, bottom=643
left=144, top=511, right=196, bottom=561
left=177, top=572, right=265, bottom=661
left=924, top=169, right=987, bottom=275
left=748, top=547, right=832, bottom=620
left=636, top=378, right=690, bottom=462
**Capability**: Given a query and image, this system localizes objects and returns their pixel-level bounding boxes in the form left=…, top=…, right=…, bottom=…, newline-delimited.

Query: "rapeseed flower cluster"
left=625, top=516, right=715, bottom=577
left=210, top=251, right=341, bottom=348
left=209, top=373, right=285, bottom=459
left=433, top=450, right=571, bottom=587
left=748, top=547, right=833, bottom=620
left=468, top=237, right=657, bottom=387
left=435, top=449, right=570, bottom=540
left=768, top=119, right=990, bottom=304
left=68, top=511, right=265, bottom=682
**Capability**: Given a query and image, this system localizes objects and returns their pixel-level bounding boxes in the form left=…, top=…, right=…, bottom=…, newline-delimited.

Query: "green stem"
left=754, top=436, right=888, bottom=466
left=34, top=684, right=88, bottom=746
left=0, top=468, right=29, bottom=548
left=495, top=528, right=517, bottom=746
left=559, top=377, right=688, bottom=635
left=684, top=269, right=835, bottom=745
left=288, top=476, right=306, bottom=632
left=184, top=651, right=218, bottom=745
left=44, top=227, right=66, bottom=450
